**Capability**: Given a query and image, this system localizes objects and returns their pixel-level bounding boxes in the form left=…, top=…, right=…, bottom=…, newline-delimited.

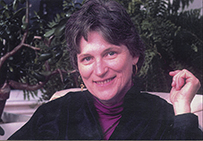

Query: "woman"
left=9, top=0, right=202, bottom=140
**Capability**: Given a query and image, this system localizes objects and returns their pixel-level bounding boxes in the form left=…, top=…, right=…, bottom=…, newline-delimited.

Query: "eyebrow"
left=77, top=53, right=91, bottom=60
left=104, top=46, right=122, bottom=52
left=78, top=46, right=121, bottom=58
left=103, top=47, right=115, bottom=52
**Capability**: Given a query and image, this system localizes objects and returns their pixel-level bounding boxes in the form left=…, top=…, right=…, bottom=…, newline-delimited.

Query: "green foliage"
left=126, top=0, right=202, bottom=92
left=0, top=0, right=82, bottom=100
left=0, top=0, right=33, bottom=85
left=37, top=0, right=83, bottom=99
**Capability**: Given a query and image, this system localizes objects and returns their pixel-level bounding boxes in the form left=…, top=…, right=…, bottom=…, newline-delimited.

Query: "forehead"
left=77, top=31, right=132, bottom=59
left=79, top=31, right=112, bottom=52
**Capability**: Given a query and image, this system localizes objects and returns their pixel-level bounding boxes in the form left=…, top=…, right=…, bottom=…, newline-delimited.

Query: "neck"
left=99, top=92, right=126, bottom=107
left=99, top=82, right=134, bottom=106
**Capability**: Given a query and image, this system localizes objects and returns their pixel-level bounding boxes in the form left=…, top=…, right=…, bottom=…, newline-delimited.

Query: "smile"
left=93, top=76, right=116, bottom=85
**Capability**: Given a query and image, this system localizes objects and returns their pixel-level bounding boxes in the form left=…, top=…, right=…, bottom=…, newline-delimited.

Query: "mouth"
left=93, top=76, right=116, bottom=85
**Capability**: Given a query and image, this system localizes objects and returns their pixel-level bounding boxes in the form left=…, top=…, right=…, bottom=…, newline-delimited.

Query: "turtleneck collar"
left=93, top=96, right=123, bottom=140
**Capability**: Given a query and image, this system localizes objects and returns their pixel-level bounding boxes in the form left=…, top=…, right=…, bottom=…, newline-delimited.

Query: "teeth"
left=95, top=78, right=112, bottom=84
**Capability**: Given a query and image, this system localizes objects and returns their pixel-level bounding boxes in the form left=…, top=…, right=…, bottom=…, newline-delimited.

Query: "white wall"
left=4, top=90, right=45, bottom=117
left=0, top=90, right=46, bottom=140
left=184, top=0, right=203, bottom=15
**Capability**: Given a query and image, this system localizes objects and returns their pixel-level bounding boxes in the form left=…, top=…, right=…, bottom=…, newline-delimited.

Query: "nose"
left=94, top=58, right=108, bottom=77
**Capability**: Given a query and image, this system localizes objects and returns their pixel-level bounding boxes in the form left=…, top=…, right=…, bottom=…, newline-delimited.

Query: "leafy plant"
left=125, top=0, right=202, bottom=93
left=0, top=0, right=82, bottom=102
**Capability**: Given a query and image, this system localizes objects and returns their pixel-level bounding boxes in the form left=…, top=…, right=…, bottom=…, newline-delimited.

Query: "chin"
left=96, top=91, right=119, bottom=104
left=97, top=93, right=115, bottom=101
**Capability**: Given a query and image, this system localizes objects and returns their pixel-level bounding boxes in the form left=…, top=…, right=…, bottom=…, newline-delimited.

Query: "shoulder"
left=124, top=87, right=174, bottom=117
left=142, top=93, right=174, bottom=119
left=126, top=86, right=171, bottom=107
left=36, top=90, right=89, bottom=117
left=8, top=91, right=91, bottom=140
left=140, top=92, right=170, bottom=105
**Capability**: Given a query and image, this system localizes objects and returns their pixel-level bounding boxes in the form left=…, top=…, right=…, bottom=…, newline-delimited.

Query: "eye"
left=108, top=51, right=116, bottom=56
left=82, top=56, right=92, bottom=62
left=105, top=51, right=117, bottom=59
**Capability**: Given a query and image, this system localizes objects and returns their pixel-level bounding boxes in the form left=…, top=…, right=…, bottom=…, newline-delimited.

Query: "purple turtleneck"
left=94, top=97, right=123, bottom=140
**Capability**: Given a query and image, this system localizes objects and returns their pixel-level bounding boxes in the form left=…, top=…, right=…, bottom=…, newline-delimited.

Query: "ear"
left=132, top=56, right=139, bottom=65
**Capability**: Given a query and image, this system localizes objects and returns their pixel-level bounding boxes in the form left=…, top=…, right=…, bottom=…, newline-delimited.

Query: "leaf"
left=21, top=23, right=28, bottom=30
left=38, top=53, right=53, bottom=61
left=33, top=72, right=46, bottom=82
left=13, top=0, right=19, bottom=10
left=34, top=11, right=40, bottom=19
left=14, top=7, right=26, bottom=16
left=54, top=23, right=65, bottom=37
left=191, top=44, right=198, bottom=52
left=44, top=28, right=55, bottom=37
left=3, top=10, right=10, bottom=18
left=9, top=66, right=14, bottom=72
left=55, top=50, right=63, bottom=60
left=22, top=15, right=26, bottom=24
left=56, top=13, right=60, bottom=19
left=39, top=71, right=52, bottom=76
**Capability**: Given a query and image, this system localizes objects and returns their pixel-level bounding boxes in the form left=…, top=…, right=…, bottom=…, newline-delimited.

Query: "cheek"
left=78, top=64, right=93, bottom=79
left=110, top=57, right=133, bottom=74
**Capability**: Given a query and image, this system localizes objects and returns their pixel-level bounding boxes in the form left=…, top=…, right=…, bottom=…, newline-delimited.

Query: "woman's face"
left=77, top=31, right=139, bottom=106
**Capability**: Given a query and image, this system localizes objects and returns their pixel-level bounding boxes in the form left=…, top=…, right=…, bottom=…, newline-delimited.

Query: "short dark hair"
left=65, top=0, right=145, bottom=71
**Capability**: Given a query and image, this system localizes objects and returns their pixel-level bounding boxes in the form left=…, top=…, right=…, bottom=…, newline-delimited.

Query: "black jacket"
left=8, top=86, right=203, bottom=140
